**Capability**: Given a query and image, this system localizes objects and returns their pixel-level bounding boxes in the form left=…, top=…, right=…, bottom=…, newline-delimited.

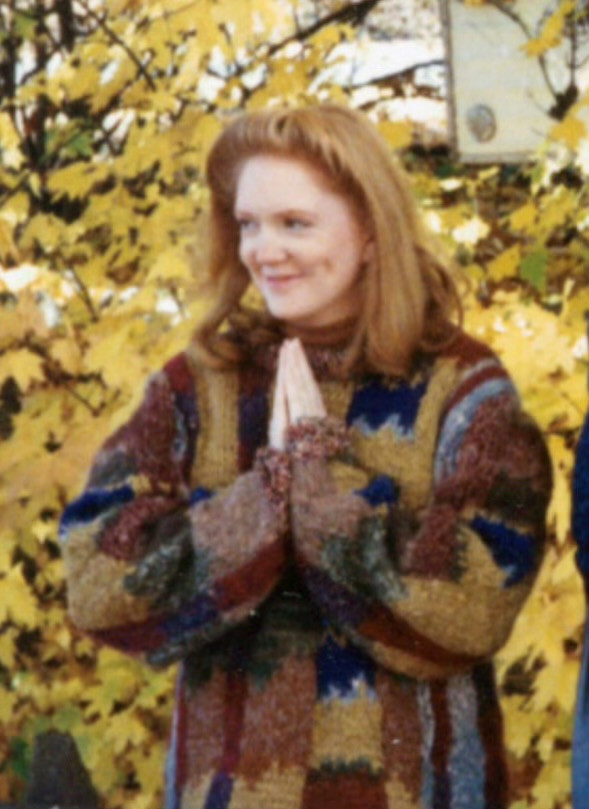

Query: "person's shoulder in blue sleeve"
left=573, top=411, right=589, bottom=807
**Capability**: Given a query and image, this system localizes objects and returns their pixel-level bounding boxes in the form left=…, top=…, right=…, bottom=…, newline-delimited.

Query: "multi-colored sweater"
left=60, top=328, right=552, bottom=809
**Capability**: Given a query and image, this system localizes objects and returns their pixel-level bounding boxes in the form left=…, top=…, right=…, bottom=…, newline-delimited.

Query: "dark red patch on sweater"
left=215, top=539, right=285, bottom=611
left=358, top=603, right=480, bottom=670
left=473, top=664, right=508, bottom=809
left=439, top=331, right=495, bottom=368
left=164, top=352, right=195, bottom=395
left=221, top=669, right=248, bottom=774
left=91, top=614, right=168, bottom=654
left=302, top=769, right=388, bottom=809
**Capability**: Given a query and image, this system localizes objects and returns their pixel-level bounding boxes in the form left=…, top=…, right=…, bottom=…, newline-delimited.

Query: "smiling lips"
left=263, top=274, right=304, bottom=288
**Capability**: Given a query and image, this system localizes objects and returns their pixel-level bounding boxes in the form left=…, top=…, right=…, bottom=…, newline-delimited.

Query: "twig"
left=67, top=266, right=100, bottom=322
left=75, top=0, right=157, bottom=91
left=265, top=0, right=381, bottom=59
left=350, top=58, right=444, bottom=90
left=486, top=0, right=559, bottom=101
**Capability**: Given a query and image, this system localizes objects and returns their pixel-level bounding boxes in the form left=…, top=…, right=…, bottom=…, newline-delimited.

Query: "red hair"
left=194, top=104, right=461, bottom=377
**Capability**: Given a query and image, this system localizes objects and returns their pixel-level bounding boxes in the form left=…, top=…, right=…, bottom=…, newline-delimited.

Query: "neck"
left=280, top=316, right=356, bottom=347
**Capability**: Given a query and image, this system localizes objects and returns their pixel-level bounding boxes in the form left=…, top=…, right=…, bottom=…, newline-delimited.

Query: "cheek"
left=237, top=239, right=252, bottom=271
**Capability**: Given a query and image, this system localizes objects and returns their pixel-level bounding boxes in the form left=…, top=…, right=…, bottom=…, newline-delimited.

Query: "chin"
left=268, top=306, right=317, bottom=325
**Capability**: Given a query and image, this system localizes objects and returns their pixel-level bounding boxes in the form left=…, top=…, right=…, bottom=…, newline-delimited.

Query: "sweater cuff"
left=287, top=416, right=350, bottom=461
left=255, top=447, right=291, bottom=517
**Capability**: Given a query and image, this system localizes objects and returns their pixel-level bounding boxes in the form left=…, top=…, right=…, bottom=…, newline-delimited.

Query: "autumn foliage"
left=0, top=1, right=588, bottom=807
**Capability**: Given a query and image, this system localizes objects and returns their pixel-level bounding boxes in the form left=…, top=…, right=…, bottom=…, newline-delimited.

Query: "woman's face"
left=234, top=154, right=372, bottom=329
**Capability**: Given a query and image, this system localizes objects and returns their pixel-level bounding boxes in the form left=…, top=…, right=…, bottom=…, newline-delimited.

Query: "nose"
left=250, top=226, right=287, bottom=265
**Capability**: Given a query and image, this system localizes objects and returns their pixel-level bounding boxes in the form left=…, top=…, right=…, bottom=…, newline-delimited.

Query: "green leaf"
left=13, top=12, right=37, bottom=40
left=8, top=736, right=31, bottom=782
left=520, top=250, right=548, bottom=293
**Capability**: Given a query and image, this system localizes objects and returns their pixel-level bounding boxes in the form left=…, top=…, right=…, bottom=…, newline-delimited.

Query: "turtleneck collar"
left=244, top=316, right=361, bottom=381
left=279, top=316, right=357, bottom=348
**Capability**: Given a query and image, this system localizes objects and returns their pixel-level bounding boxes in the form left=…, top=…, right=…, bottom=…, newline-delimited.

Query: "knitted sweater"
left=60, top=329, right=552, bottom=809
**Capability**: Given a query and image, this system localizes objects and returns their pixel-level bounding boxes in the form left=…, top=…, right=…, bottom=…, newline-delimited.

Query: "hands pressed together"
left=269, top=339, right=327, bottom=451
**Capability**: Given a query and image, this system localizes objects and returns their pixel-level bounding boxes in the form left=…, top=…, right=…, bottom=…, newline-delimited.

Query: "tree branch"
left=65, top=266, right=100, bottom=322
left=75, top=0, right=157, bottom=91
left=350, top=58, right=444, bottom=90
left=486, top=0, right=559, bottom=101
left=265, top=0, right=381, bottom=59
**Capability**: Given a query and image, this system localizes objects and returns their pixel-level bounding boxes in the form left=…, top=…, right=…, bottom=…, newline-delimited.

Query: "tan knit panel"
left=63, top=524, right=151, bottom=630
left=230, top=765, right=306, bottom=809
left=395, top=522, right=532, bottom=657
left=385, top=779, right=422, bottom=809
left=191, top=368, right=240, bottom=489
left=181, top=774, right=214, bottom=809
left=309, top=680, right=384, bottom=771
left=320, top=379, right=356, bottom=422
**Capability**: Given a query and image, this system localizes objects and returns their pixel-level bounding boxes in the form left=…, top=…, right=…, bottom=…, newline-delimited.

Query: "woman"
left=60, top=105, right=552, bottom=809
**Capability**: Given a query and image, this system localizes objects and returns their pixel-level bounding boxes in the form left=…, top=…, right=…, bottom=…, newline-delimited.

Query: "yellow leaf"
left=0, top=629, right=17, bottom=668
left=82, top=724, right=122, bottom=793
left=501, top=695, right=544, bottom=758
left=524, top=0, right=575, bottom=57
left=0, top=565, right=38, bottom=627
left=531, top=751, right=571, bottom=809
left=378, top=120, right=412, bottom=149
left=0, top=113, right=24, bottom=170
left=51, top=338, right=83, bottom=375
left=538, top=186, right=577, bottom=233
left=551, top=115, right=587, bottom=149
left=145, top=247, right=192, bottom=285
left=0, top=219, right=19, bottom=263
left=0, top=292, right=51, bottom=346
left=487, top=245, right=521, bottom=282
left=65, top=65, right=102, bottom=102
left=129, top=743, right=167, bottom=795
left=21, top=213, right=65, bottom=253
left=0, top=348, right=45, bottom=391
left=84, top=318, right=148, bottom=388
left=545, top=433, right=573, bottom=546
left=0, top=687, right=19, bottom=725
left=0, top=528, right=17, bottom=569
left=532, top=658, right=578, bottom=714
left=105, top=711, right=149, bottom=754
left=47, top=162, right=111, bottom=201
left=509, top=202, right=537, bottom=232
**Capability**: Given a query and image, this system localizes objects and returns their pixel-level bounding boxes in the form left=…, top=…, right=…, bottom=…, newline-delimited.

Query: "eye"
left=284, top=216, right=310, bottom=231
left=235, top=216, right=256, bottom=234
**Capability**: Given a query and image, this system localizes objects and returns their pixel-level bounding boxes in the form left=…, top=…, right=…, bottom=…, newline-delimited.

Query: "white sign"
left=442, top=0, right=589, bottom=162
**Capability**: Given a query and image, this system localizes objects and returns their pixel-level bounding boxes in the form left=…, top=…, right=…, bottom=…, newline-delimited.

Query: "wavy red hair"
left=193, top=104, right=462, bottom=377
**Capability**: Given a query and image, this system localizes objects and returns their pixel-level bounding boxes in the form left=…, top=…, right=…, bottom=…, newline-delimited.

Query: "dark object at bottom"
left=21, top=730, right=100, bottom=809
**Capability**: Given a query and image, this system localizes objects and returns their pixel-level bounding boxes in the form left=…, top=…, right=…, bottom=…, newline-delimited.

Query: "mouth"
left=263, top=274, right=303, bottom=288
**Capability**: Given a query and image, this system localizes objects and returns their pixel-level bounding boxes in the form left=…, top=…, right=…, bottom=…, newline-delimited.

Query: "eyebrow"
left=233, top=207, right=317, bottom=218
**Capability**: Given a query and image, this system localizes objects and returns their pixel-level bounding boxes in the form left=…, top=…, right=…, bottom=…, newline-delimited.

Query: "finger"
left=290, top=340, right=325, bottom=413
left=270, top=342, right=290, bottom=449
left=283, top=339, right=326, bottom=420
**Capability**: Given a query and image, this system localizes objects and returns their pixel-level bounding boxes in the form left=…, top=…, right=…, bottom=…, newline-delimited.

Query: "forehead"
left=234, top=154, right=341, bottom=209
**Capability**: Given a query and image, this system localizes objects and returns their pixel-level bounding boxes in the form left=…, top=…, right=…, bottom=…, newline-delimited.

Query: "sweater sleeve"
left=288, top=352, right=552, bottom=680
left=59, top=355, right=288, bottom=667
left=573, top=411, right=589, bottom=588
